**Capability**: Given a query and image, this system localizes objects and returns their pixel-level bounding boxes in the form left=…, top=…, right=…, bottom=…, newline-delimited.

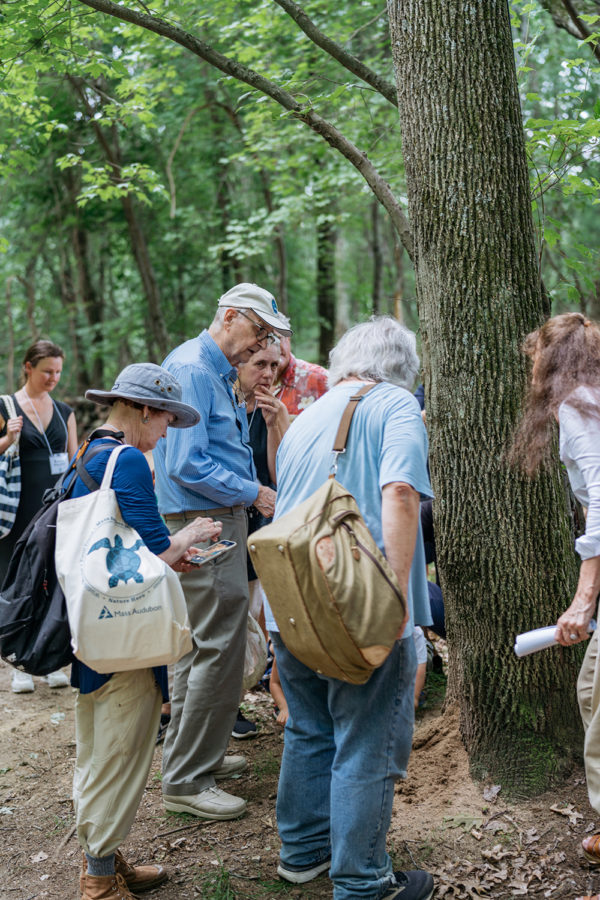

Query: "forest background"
left=2, top=0, right=600, bottom=795
left=5, top=1, right=600, bottom=386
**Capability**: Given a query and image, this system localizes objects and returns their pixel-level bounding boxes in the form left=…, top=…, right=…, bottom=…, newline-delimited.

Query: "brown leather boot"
left=114, top=849, right=168, bottom=892
left=81, top=851, right=167, bottom=894
left=80, top=872, right=136, bottom=899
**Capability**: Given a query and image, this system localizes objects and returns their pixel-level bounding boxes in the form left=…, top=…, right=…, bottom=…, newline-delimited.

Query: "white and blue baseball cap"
left=218, top=283, right=292, bottom=335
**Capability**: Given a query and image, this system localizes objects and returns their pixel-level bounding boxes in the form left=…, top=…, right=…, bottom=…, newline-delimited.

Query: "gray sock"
left=85, top=853, right=115, bottom=877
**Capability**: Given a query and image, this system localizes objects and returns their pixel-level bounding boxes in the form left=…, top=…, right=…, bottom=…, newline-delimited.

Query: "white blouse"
left=559, top=386, right=600, bottom=561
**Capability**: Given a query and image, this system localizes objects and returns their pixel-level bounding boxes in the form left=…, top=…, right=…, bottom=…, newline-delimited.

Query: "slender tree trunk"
left=389, top=0, right=581, bottom=792
left=392, top=233, right=405, bottom=322
left=5, top=277, right=15, bottom=393
left=67, top=77, right=169, bottom=361
left=371, top=198, right=384, bottom=314
left=17, top=258, right=40, bottom=341
left=335, top=233, right=351, bottom=339
left=72, top=221, right=104, bottom=386
left=316, top=218, right=336, bottom=367
left=44, top=245, right=87, bottom=395
left=588, top=280, right=600, bottom=322
left=214, top=95, right=289, bottom=308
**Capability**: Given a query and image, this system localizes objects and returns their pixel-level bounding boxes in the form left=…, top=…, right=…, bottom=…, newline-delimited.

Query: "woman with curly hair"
left=510, top=312, right=600, bottom=891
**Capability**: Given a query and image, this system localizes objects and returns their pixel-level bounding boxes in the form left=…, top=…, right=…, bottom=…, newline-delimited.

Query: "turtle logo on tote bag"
left=88, top=534, right=146, bottom=588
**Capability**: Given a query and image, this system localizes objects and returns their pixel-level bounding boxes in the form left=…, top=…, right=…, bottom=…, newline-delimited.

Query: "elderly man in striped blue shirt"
left=154, top=283, right=291, bottom=821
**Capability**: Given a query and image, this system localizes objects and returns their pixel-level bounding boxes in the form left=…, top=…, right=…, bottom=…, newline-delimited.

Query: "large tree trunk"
left=389, top=0, right=582, bottom=792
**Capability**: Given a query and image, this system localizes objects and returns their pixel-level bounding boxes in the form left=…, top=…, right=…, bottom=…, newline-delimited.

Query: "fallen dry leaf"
left=550, top=802, right=583, bottom=826
left=481, top=844, right=515, bottom=862
left=483, top=784, right=501, bottom=803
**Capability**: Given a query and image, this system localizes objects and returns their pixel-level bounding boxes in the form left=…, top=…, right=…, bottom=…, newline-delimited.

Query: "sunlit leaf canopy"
left=1, top=0, right=600, bottom=389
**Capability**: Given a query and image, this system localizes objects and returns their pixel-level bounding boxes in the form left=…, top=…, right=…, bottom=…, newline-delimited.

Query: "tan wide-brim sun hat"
left=85, top=363, right=200, bottom=428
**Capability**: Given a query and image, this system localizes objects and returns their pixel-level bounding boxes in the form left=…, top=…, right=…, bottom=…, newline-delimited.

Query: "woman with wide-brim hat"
left=67, top=363, right=222, bottom=900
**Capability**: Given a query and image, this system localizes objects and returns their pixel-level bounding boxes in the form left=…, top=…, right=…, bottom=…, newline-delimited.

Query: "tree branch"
left=74, top=0, right=413, bottom=258
left=272, top=0, right=398, bottom=107
left=559, top=0, right=600, bottom=63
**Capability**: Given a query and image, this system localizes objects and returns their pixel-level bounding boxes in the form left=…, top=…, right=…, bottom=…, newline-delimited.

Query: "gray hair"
left=328, top=316, right=420, bottom=389
left=276, top=312, right=291, bottom=331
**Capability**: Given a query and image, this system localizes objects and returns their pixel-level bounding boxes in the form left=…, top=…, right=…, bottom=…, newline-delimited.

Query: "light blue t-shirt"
left=264, top=381, right=433, bottom=636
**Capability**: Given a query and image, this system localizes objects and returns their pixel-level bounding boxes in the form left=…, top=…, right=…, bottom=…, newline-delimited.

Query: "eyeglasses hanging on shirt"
left=23, top=388, right=69, bottom=474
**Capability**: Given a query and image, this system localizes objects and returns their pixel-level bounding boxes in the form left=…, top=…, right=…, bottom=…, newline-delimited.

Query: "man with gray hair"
left=265, top=316, right=435, bottom=900
left=154, top=283, right=291, bottom=821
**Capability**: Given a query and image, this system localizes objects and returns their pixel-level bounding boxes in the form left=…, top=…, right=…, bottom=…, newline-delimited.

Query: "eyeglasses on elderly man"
left=236, top=309, right=278, bottom=345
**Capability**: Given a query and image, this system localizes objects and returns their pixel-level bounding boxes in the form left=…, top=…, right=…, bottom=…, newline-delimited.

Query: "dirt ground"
left=1, top=659, right=599, bottom=900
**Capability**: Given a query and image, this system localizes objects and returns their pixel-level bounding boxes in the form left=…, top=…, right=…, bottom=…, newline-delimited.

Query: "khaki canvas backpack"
left=247, top=384, right=407, bottom=685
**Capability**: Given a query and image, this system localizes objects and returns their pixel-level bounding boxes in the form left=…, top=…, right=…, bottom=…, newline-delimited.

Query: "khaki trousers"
left=73, top=669, right=162, bottom=858
left=578, top=625, right=600, bottom=814
left=161, top=507, right=249, bottom=797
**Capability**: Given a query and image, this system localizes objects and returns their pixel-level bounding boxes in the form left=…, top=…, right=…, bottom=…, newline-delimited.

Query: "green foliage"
left=512, top=0, right=600, bottom=313
left=3, top=0, right=600, bottom=389
left=193, top=860, right=236, bottom=900
left=0, top=0, right=413, bottom=389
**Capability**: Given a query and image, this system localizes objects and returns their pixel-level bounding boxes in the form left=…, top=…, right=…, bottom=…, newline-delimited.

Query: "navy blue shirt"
left=66, top=438, right=170, bottom=699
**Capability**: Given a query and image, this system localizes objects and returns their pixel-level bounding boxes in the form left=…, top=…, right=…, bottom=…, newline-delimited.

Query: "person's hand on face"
left=255, top=387, right=287, bottom=429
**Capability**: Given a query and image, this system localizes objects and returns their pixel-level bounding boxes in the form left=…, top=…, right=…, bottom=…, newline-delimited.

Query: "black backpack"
left=0, top=434, right=120, bottom=675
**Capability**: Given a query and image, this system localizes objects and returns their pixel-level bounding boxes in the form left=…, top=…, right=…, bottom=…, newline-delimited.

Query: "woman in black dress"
left=233, top=343, right=289, bottom=736
left=0, top=339, right=78, bottom=691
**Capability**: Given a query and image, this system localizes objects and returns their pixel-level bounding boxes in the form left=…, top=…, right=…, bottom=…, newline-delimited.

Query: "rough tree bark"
left=388, top=0, right=582, bottom=792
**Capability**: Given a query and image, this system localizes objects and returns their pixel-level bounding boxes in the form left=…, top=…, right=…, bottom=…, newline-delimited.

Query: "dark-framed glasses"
left=237, top=310, right=278, bottom=345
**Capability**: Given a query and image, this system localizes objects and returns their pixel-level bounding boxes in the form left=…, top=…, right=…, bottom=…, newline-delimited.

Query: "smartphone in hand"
left=188, top=540, right=237, bottom=566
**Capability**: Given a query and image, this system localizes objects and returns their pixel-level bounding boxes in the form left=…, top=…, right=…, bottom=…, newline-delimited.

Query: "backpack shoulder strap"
left=49, top=437, right=121, bottom=502
left=331, top=383, right=377, bottom=453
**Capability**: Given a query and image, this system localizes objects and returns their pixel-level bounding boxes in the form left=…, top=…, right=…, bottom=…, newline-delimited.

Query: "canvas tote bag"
left=55, top=444, right=192, bottom=673
left=248, top=384, right=407, bottom=685
left=0, top=395, right=21, bottom=539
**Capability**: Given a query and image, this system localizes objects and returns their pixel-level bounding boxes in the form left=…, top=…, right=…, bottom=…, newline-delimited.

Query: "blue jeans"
left=271, top=632, right=417, bottom=900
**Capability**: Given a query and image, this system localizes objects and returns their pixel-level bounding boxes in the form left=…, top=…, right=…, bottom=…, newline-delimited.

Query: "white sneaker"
left=43, top=670, right=70, bottom=688
left=214, top=755, right=247, bottom=779
left=11, top=670, right=35, bottom=693
left=163, top=786, right=247, bottom=820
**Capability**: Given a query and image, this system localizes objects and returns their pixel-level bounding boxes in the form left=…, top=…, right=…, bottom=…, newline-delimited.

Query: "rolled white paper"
left=514, top=620, right=597, bottom=658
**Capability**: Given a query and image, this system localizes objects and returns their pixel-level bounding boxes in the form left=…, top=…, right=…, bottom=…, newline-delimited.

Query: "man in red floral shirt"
left=273, top=314, right=328, bottom=417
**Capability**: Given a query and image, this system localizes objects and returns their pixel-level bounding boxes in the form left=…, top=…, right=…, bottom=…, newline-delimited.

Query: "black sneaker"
left=277, top=857, right=331, bottom=884
left=385, top=870, right=434, bottom=899
left=231, top=708, right=257, bottom=739
left=156, top=713, right=171, bottom=745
